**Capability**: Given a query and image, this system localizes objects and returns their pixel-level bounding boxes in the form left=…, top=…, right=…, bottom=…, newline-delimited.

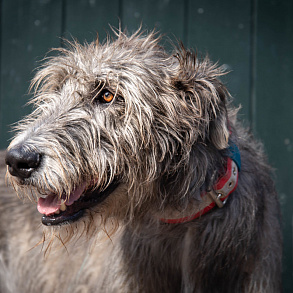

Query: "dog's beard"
left=7, top=170, right=121, bottom=226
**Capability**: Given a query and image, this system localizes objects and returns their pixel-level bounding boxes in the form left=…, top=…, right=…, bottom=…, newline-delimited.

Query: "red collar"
left=160, top=158, right=239, bottom=224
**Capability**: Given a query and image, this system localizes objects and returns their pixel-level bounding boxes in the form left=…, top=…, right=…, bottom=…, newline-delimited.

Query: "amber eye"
left=100, top=91, right=114, bottom=103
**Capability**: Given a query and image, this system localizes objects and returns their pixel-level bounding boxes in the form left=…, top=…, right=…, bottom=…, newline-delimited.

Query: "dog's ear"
left=171, top=47, right=229, bottom=150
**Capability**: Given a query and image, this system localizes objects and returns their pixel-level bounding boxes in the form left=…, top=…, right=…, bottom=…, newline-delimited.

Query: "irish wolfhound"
left=1, top=30, right=282, bottom=292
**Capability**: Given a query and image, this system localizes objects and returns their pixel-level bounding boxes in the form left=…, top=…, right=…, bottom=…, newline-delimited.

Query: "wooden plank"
left=64, top=0, right=120, bottom=44
left=0, top=0, right=63, bottom=149
left=121, top=0, right=185, bottom=50
left=186, top=0, right=251, bottom=120
left=255, top=1, right=293, bottom=291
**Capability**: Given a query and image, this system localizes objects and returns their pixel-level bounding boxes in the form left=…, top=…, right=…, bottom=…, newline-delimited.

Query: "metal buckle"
left=208, top=159, right=238, bottom=208
left=207, top=190, right=225, bottom=208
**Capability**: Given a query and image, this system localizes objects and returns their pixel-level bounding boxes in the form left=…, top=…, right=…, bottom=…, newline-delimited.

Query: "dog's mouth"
left=38, top=180, right=119, bottom=226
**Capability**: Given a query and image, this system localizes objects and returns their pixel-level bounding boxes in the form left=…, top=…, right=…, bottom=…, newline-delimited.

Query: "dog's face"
left=5, top=30, right=229, bottom=233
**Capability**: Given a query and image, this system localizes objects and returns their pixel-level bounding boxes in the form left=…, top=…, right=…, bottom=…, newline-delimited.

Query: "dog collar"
left=160, top=143, right=241, bottom=224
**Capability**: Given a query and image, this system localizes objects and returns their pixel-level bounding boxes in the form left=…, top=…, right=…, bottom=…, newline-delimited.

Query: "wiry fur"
left=0, top=29, right=282, bottom=292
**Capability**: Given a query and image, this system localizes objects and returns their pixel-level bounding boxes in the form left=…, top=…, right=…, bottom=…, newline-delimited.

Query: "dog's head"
left=5, top=29, right=230, bottom=239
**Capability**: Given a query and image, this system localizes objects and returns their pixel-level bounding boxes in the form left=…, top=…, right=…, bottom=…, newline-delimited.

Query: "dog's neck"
left=159, top=142, right=241, bottom=224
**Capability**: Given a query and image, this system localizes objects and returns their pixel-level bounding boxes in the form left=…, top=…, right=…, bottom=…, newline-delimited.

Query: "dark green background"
left=0, top=0, right=292, bottom=291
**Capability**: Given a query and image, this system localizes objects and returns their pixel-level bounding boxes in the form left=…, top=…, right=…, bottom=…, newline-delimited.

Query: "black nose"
left=5, top=145, right=41, bottom=179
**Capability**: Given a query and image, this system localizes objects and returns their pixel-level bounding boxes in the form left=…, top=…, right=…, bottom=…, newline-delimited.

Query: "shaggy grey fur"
left=0, top=30, right=282, bottom=292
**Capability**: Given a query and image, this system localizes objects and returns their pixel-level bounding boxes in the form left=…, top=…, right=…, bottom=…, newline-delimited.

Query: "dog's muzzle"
left=5, top=144, right=119, bottom=226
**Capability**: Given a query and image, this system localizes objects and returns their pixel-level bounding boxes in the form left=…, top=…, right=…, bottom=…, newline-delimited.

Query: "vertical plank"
left=187, top=0, right=251, bottom=120
left=255, top=1, right=293, bottom=291
left=121, top=0, right=185, bottom=50
left=0, top=0, right=2, bottom=144
left=0, top=0, right=63, bottom=149
left=64, top=0, right=120, bottom=44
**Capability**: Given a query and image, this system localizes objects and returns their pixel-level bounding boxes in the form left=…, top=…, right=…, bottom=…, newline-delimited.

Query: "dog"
left=1, top=29, right=282, bottom=292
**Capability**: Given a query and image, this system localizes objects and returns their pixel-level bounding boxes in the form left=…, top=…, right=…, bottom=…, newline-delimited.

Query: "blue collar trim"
left=227, top=141, right=241, bottom=172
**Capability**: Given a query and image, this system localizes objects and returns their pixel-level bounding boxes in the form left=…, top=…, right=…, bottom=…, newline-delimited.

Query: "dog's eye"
left=99, top=90, right=114, bottom=103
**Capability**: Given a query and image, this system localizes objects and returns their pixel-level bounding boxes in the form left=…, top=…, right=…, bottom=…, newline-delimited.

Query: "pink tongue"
left=37, top=183, right=87, bottom=216
left=37, top=195, right=61, bottom=215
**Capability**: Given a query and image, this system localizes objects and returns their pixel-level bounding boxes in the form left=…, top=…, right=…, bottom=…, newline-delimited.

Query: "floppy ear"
left=171, top=47, right=229, bottom=150
left=208, top=89, right=230, bottom=149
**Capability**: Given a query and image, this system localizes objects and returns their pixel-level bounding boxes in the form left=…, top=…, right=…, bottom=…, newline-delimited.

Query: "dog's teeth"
left=60, top=200, right=67, bottom=212
left=54, top=209, right=60, bottom=215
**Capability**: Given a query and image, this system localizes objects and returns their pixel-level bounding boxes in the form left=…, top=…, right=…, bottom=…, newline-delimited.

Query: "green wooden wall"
left=0, top=0, right=292, bottom=291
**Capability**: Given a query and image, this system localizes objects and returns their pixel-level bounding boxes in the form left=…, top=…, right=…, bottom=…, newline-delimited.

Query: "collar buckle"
left=207, top=190, right=225, bottom=208
left=207, top=158, right=239, bottom=208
